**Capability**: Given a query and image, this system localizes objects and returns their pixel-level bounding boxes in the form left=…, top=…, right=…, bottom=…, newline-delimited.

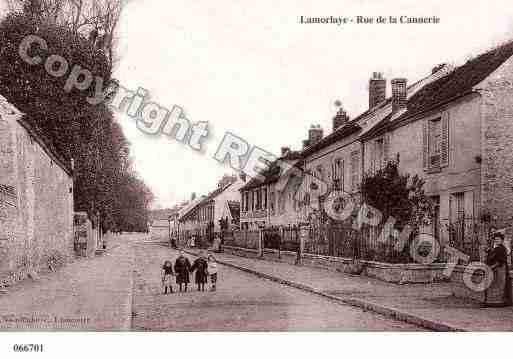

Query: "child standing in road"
left=207, top=254, right=218, bottom=292
left=161, top=260, right=174, bottom=294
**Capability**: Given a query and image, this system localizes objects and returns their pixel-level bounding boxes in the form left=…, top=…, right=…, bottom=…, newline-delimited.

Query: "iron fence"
left=305, top=222, right=417, bottom=263
left=446, top=218, right=488, bottom=262
left=223, top=230, right=259, bottom=250
left=262, top=226, right=300, bottom=252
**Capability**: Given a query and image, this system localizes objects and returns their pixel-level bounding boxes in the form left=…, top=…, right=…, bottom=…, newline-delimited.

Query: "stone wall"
left=478, top=55, right=513, bottom=232
left=0, top=103, right=74, bottom=287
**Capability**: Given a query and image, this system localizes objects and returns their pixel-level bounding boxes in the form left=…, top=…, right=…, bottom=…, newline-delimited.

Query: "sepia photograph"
left=0, top=0, right=513, bottom=356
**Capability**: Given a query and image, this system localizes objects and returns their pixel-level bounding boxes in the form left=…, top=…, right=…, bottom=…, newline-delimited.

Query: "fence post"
left=258, top=229, right=263, bottom=257
left=279, top=227, right=284, bottom=259
left=298, top=224, right=309, bottom=265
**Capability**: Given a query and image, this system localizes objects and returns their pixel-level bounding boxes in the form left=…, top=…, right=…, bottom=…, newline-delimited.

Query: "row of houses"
left=175, top=40, right=513, bottom=252
left=167, top=174, right=244, bottom=244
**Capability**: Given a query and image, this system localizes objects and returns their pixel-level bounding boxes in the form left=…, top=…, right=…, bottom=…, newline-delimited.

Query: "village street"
left=0, top=234, right=419, bottom=331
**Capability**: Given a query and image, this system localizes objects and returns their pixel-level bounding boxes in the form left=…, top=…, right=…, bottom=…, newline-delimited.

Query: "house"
left=239, top=149, right=304, bottom=229
left=295, top=40, right=513, bottom=260
left=178, top=174, right=244, bottom=241
left=0, top=95, right=74, bottom=286
left=359, top=41, right=513, bottom=251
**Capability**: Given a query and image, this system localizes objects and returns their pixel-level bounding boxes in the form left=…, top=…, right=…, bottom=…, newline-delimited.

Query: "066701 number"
left=12, top=344, right=44, bottom=352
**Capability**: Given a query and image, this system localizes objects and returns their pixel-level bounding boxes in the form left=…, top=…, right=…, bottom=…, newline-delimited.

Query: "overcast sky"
left=109, top=0, right=513, bottom=208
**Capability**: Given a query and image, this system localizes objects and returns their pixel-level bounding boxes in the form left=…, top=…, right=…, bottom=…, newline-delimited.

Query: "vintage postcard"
left=1, top=0, right=513, bottom=355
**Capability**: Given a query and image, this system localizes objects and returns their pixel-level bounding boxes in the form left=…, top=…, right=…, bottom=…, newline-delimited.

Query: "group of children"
left=161, top=250, right=218, bottom=294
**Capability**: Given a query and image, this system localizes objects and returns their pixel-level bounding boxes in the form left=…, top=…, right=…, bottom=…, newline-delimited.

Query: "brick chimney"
left=333, top=107, right=349, bottom=131
left=281, top=146, right=290, bottom=157
left=308, top=125, right=323, bottom=145
left=369, top=72, right=386, bottom=109
left=391, top=78, right=407, bottom=113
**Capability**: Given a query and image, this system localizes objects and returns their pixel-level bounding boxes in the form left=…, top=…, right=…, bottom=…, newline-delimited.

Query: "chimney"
left=239, top=172, right=247, bottom=182
left=281, top=146, right=290, bottom=157
left=391, top=78, right=407, bottom=113
left=302, top=139, right=310, bottom=149
left=369, top=72, right=386, bottom=109
left=308, top=125, right=323, bottom=145
left=332, top=107, right=349, bottom=131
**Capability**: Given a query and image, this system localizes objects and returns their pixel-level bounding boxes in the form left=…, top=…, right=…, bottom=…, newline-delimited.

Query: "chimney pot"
left=391, top=78, right=407, bottom=112
left=333, top=106, right=349, bottom=131
left=369, top=72, right=386, bottom=109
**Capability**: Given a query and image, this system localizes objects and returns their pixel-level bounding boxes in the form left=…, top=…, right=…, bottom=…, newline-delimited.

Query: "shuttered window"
left=423, top=112, right=449, bottom=170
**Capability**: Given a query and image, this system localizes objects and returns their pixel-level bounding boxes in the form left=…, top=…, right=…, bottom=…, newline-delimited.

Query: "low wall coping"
left=223, top=245, right=258, bottom=254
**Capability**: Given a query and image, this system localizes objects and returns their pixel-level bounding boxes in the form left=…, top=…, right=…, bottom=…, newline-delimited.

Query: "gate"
left=305, top=222, right=358, bottom=257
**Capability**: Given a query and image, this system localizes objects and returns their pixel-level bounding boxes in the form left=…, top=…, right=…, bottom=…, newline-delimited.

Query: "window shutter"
left=384, top=134, right=390, bottom=163
left=422, top=120, right=429, bottom=170
left=440, top=112, right=449, bottom=167
left=371, top=141, right=376, bottom=172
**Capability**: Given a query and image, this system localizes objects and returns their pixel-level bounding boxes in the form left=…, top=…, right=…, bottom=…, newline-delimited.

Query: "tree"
left=6, top=0, right=125, bottom=70
left=0, top=8, right=153, bottom=233
left=360, top=156, right=433, bottom=230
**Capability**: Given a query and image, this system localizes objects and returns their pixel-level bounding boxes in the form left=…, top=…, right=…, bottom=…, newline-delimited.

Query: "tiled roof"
left=300, top=121, right=362, bottom=157
left=239, top=153, right=304, bottom=192
left=180, top=182, right=233, bottom=221
left=362, top=40, right=513, bottom=139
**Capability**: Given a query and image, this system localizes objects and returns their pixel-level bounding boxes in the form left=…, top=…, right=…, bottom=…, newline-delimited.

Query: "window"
left=429, top=118, right=441, bottom=167
left=374, top=138, right=384, bottom=170
left=256, top=190, right=261, bottom=210
left=263, top=187, right=268, bottom=209
left=332, top=159, right=343, bottom=190
left=316, top=165, right=324, bottom=180
left=454, top=192, right=464, bottom=220
left=350, top=151, right=360, bottom=191
left=424, top=113, right=449, bottom=170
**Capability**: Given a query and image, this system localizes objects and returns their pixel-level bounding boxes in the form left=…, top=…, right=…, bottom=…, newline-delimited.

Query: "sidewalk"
left=0, top=238, right=136, bottom=331
left=186, top=248, right=513, bottom=331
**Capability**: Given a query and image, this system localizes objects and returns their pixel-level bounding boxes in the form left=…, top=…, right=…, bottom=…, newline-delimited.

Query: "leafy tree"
left=360, top=156, right=433, bottom=230
left=0, top=6, right=153, bottom=233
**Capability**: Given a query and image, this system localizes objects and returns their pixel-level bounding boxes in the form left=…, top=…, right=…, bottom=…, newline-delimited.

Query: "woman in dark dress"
left=484, top=232, right=512, bottom=307
left=174, top=250, right=191, bottom=292
left=191, top=251, right=209, bottom=291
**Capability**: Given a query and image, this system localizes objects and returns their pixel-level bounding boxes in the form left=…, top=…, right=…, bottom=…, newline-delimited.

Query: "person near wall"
left=174, top=250, right=191, bottom=292
left=483, top=232, right=512, bottom=307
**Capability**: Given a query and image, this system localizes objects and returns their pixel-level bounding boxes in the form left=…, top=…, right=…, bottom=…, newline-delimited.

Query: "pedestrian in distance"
left=161, top=260, right=174, bottom=294
left=207, top=253, right=218, bottom=292
left=191, top=250, right=209, bottom=292
left=174, top=250, right=191, bottom=292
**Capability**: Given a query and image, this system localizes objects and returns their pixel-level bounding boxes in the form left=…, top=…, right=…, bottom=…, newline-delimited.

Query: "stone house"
left=291, top=41, right=513, bottom=262
left=359, top=41, right=513, bottom=252
left=0, top=96, right=74, bottom=286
